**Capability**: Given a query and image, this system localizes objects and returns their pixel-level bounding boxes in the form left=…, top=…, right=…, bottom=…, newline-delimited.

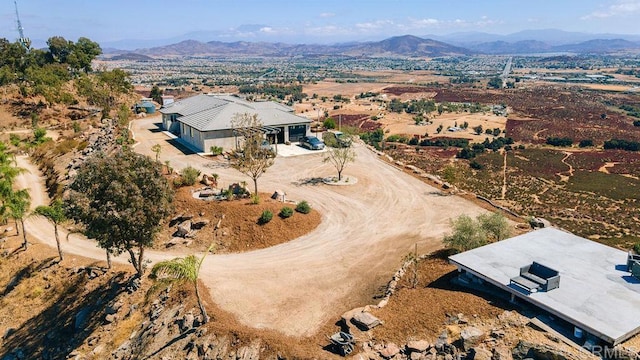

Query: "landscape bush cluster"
left=257, top=201, right=312, bottom=224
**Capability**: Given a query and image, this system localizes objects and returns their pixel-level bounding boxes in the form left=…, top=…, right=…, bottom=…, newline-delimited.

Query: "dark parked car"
left=299, top=136, right=325, bottom=150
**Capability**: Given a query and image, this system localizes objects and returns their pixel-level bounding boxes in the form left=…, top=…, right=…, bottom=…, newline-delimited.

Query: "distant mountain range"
left=103, top=30, right=640, bottom=59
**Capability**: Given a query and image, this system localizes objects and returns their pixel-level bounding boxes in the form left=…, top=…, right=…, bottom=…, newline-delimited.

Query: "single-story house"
left=449, top=227, right=640, bottom=346
left=159, top=94, right=311, bottom=152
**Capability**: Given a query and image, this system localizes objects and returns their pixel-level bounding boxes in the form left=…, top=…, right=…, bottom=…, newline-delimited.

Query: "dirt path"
left=598, top=162, right=618, bottom=174
left=557, top=151, right=574, bottom=182
left=17, top=117, right=490, bottom=337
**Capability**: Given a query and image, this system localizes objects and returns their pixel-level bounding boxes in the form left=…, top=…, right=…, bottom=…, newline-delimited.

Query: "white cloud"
left=582, top=0, right=640, bottom=19
left=259, top=27, right=275, bottom=34
left=355, top=20, right=395, bottom=30
left=319, top=12, right=336, bottom=18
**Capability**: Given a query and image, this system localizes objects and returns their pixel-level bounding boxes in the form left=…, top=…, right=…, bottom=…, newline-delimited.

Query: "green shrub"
left=180, top=166, right=201, bottom=186
left=295, top=201, right=311, bottom=214
left=634, top=243, right=640, bottom=254
left=470, top=160, right=483, bottom=170
left=9, top=134, right=21, bottom=147
left=210, top=146, right=223, bottom=155
left=279, top=206, right=294, bottom=218
left=258, top=210, right=273, bottom=224
left=323, top=118, right=336, bottom=129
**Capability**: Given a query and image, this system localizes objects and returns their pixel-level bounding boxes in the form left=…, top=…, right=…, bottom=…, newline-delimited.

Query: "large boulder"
left=471, top=347, right=492, bottom=360
left=406, top=340, right=430, bottom=353
left=512, top=341, right=579, bottom=360
left=352, top=311, right=382, bottom=330
left=175, top=220, right=192, bottom=237
left=460, top=326, right=485, bottom=351
left=379, top=342, right=400, bottom=359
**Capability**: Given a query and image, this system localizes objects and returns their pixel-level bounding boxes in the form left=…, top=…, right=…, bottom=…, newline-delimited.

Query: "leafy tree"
left=46, top=36, right=73, bottom=64
left=229, top=113, right=275, bottom=196
left=76, top=69, right=132, bottom=117
left=323, top=146, right=356, bottom=181
left=150, top=85, right=163, bottom=104
left=69, top=37, right=102, bottom=73
left=487, top=77, right=502, bottom=89
left=443, top=215, right=488, bottom=252
left=323, top=117, right=336, bottom=129
left=65, top=149, right=174, bottom=278
left=151, top=246, right=213, bottom=324
left=7, top=189, right=30, bottom=249
left=579, top=139, right=594, bottom=148
left=473, top=125, right=483, bottom=135
left=34, top=199, right=67, bottom=261
left=477, top=212, right=511, bottom=241
left=546, top=137, right=573, bottom=147
left=443, top=212, right=511, bottom=252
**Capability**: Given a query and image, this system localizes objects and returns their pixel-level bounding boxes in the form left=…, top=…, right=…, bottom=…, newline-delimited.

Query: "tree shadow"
left=0, top=271, right=129, bottom=360
left=292, top=177, right=325, bottom=186
left=2, top=257, right=58, bottom=296
left=145, top=328, right=196, bottom=358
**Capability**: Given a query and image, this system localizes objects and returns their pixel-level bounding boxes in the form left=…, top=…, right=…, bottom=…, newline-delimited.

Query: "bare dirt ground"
left=17, top=114, right=490, bottom=338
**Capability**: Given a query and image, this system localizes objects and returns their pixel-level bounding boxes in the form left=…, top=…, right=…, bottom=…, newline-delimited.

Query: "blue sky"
left=1, top=0, right=640, bottom=46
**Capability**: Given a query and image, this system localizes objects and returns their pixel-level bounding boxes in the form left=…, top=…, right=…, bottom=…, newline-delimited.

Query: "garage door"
left=288, top=125, right=306, bottom=142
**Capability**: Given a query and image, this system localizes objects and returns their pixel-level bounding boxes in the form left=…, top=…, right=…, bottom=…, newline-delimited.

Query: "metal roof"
left=159, top=94, right=311, bottom=132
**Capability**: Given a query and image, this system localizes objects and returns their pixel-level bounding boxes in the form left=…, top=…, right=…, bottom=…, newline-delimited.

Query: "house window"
left=190, top=127, right=194, bottom=138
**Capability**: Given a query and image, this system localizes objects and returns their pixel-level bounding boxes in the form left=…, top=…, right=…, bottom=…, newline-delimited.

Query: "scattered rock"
left=493, top=346, right=514, bottom=360
left=341, top=307, right=365, bottom=324
left=512, top=340, right=577, bottom=360
left=352, top=311, right=382, bottom=330
left=471, top=347, right=492, bottom=360
left=406, top=340, right=430, bottom=353
left=445, top=325, right=461, bottom=343
left=490, top=328, right=506, bottom=339
left=460, top=326, right=485, bottom=351
left=104, top=313, right=117, bottom=324
left=175, top=220, right=192, bottom=237
left=379, top=342, right=400, bottom=359
left=179, top=312, right=195, bottom=333
left=92, top=344, right=105, bottom=355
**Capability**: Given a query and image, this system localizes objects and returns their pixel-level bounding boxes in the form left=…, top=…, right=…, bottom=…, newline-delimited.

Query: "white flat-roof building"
left=449, top=227, right=640, bottom=345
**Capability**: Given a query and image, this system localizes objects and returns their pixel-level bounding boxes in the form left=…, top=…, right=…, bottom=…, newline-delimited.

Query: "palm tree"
left=7, top=189, right=30, bottom=249
left=151, top=245, right=214, bottom=324
left=34, top=199, right=67, bottom=261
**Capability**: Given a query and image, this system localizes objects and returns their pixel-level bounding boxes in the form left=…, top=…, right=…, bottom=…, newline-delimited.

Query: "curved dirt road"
left=18, top=117, right=488, bottom=337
